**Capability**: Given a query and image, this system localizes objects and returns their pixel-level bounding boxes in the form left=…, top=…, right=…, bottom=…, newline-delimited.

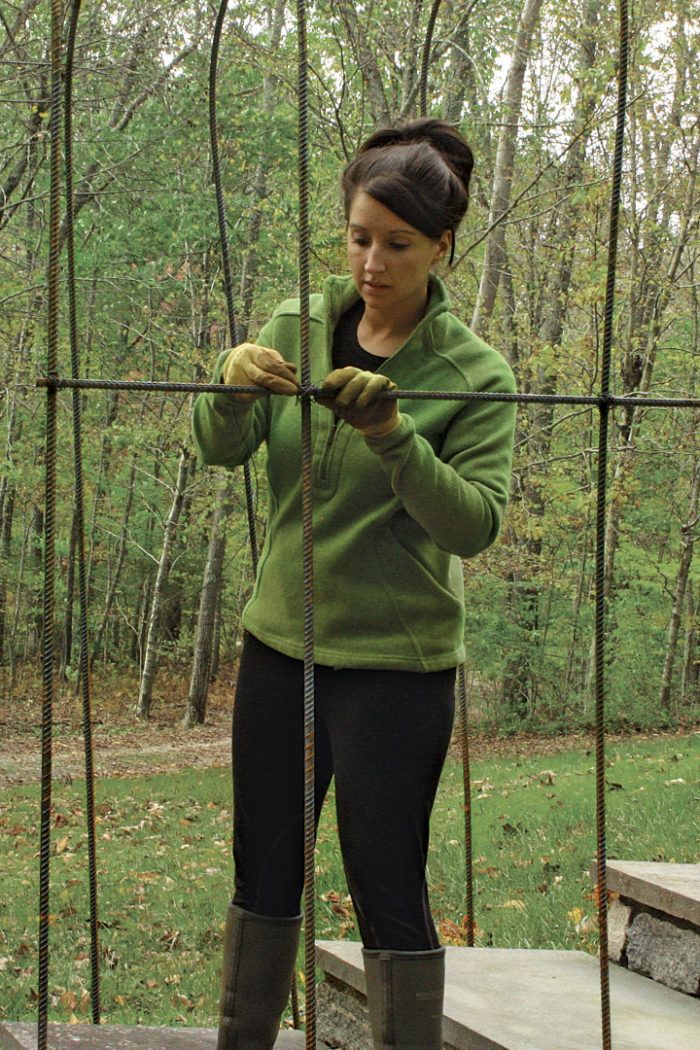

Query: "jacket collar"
left=320, top=273, right=452, bottom=335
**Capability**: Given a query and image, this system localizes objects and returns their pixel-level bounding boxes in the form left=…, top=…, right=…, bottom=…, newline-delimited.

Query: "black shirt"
left=332, top=300, right=387, bottom=374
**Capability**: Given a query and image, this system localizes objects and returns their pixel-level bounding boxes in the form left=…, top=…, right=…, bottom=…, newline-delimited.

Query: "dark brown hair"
left=342, top=118, right=474, bottom=265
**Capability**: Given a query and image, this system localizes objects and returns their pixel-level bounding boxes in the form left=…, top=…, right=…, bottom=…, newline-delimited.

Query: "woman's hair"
left=342, top=118, right=474, bottom=265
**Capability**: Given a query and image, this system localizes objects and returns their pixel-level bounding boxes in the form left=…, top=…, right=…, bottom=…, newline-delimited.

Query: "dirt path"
left=2, top=675, right=694, bottom=789
left=0, top=675, right=236, bottom=788
left=3, top=722, right=690, bottom=790
left=0, top=726, right=233, bottom=788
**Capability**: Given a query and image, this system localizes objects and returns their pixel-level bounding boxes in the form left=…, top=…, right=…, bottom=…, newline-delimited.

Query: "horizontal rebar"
left=35, top=375, right=700, bottom=409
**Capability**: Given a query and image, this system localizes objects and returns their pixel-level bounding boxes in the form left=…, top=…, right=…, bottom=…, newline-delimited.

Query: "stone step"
left=0, top=1023, right=321, bottom=1050
left=592, top=860, right=700, bottom=926
left=316, top=940, right=700, bottom=1050
left=590, top=860, right=700, bottom=995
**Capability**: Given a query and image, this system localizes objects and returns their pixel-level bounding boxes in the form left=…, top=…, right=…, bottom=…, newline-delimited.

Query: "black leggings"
left=231, top=632, right=455, bottom=950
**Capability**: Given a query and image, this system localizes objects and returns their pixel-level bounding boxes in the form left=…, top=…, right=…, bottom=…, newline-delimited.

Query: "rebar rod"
left=593, top=1, right=630, bottom=1046
left=38, top=1, right=63, bottom=1046
left=64, top=0, right=101, bottom=1023
left=35, top=377, right=700, bottom=412
left=456, top=666, right=475, bottom=946
left=296, top=0, right=316, bottom=1044
left=210, top=0, right=259, bottom=574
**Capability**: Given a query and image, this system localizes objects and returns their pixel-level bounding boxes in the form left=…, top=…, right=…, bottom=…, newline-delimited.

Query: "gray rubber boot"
left=362, top=946, right=445, bottom=1049
left=217, top=903, right=302, bottom=1050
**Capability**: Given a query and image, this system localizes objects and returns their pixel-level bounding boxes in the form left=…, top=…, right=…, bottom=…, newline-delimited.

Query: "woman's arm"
left=365, top=393, right=516, bottom=559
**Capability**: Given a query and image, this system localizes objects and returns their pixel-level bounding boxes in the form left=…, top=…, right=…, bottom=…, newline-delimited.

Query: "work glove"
left=319, top=367, right=400, bottom=438
left=221, top=343, right=298, bottom=403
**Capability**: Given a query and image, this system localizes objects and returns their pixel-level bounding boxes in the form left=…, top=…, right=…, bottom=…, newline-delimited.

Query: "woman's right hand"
left=221, top=343, right=299, bottom=403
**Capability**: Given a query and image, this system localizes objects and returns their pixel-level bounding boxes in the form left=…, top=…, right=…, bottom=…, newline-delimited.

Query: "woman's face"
left=347, top=191, right=450, bottom=317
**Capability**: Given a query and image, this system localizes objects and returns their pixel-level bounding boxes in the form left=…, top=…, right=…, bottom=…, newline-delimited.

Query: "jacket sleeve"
left=364, top=377, right=517, bottom=559
left=191, top=327, right=275, bottom=469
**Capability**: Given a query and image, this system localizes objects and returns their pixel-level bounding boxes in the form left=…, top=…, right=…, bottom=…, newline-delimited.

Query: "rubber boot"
left=362, top=946, right=445, bottom=1049
left=217, top=903, right=302, bottom=1050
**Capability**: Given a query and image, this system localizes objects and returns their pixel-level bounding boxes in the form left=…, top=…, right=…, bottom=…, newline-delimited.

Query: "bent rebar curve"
left=210, top=0, right=260, bottom=574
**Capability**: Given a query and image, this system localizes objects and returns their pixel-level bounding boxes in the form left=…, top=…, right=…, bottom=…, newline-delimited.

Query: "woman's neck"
left=358, top=291, right=429, bottom=357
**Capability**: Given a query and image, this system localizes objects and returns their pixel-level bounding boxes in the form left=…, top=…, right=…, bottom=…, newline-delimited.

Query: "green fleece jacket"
left=192, top=274, right=516, bottom=671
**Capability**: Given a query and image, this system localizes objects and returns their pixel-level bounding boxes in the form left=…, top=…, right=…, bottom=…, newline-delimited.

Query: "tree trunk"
left=91, top=454, right=138, bottom=667
left=86, top=389, right=120, bottom=604
left=138, top=576, right=154, bottom=670
left=136, top=449, right=190, bottom=719
left=238, top=0, right=286, bottom=339
left=28, top=503, right=44, bottom=658
left=211, top=583, right=223, bottom=683
left=444, top=3, right=480, bottom=125
left=60, top=509, right=78, bottom=678
left=184, top=478, right=235, bottom=726
left=334, top=0, right=391, bottom=124
left=0, top=480, right=15, bottom=666
left=499, top=0, right=600, bottom=715
left=585, top=124, right=700, bottom=697
left=660, top=458, right=700, bottom=715
left=471, top=0, right=545, bottom=338
left=681, top=582, right=697, bottom=707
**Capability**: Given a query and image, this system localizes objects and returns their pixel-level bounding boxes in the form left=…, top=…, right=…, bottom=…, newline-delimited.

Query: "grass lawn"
left=0, top=733, right=697, bottom=1028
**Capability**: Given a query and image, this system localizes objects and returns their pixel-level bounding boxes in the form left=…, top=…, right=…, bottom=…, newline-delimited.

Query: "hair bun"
left=359, top=118, right=473, bottom=195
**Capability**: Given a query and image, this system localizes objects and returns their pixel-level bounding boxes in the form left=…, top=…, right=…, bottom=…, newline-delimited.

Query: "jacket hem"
left=242, top=622, right=465, bottom=673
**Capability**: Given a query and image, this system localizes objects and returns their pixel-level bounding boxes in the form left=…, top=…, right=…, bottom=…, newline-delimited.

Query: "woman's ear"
left=432, top=229, right=452, bottom=268
left=435, top=229, right=452, bottom=262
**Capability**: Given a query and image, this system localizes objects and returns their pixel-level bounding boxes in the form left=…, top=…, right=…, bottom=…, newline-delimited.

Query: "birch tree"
left=136, top=448, right=190, bottom=720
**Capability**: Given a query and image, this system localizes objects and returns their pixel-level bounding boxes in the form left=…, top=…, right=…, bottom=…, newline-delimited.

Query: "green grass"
left=0, top=734, right=697, bottom=1027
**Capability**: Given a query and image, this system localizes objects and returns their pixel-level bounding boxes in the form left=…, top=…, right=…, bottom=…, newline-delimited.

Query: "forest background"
left=1, top=0, right=698, bottom=734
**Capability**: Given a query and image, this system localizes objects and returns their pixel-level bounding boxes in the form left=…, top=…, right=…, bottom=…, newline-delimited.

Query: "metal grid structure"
left=35, top=1, right=699, bottom=1049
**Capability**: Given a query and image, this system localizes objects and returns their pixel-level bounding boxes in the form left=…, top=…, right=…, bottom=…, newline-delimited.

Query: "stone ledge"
left=316, top=940, right=700, bottom=1050
left=591, top=861, right=700, bottom=926
left=0, top=1024, right=315, bottom=1049
left=590, top=860, right=700, bottom=996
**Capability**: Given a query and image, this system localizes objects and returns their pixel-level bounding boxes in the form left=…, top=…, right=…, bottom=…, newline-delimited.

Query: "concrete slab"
left=316, top=940, right=700, bottom=1050
left=591, top=861, right=700, bottom=926
left=0, top=1024, right=315, bottom=1049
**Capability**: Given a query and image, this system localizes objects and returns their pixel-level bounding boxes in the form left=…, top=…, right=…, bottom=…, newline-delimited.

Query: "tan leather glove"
left=319, top=367, right=400, bottom=438
left=221, top=343, right=298, bottom=403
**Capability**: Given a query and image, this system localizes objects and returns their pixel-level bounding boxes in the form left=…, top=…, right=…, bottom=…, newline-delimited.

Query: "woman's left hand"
left=319, top=367, right=400, bottom=438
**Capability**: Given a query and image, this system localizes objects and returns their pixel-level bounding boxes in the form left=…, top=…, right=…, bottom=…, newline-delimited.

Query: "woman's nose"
left=364, top=246, right=386, bottom=273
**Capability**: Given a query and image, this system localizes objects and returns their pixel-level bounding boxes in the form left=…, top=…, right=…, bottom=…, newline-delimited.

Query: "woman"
left=193, top=118, right=516, bottom=1050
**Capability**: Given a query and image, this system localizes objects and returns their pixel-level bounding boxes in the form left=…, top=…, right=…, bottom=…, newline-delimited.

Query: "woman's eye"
left=351, top=238, right=369, bottom=246
left=389, top=243, right=409, bottom=251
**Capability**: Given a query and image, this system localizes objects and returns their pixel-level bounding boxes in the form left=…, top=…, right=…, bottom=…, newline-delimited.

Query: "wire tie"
left=37, top=375, right=59, bottom=390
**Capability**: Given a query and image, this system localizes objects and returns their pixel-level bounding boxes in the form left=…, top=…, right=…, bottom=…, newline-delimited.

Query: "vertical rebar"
left=296, top=0, right=316, bottom=1044
left=456, top=666, right=475, bottom=946
left=64, top=0, right=101, bottom=1023
left=38, top=2, right=63, bottom=1047
left=594, top=3, right=629, bottom=1047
